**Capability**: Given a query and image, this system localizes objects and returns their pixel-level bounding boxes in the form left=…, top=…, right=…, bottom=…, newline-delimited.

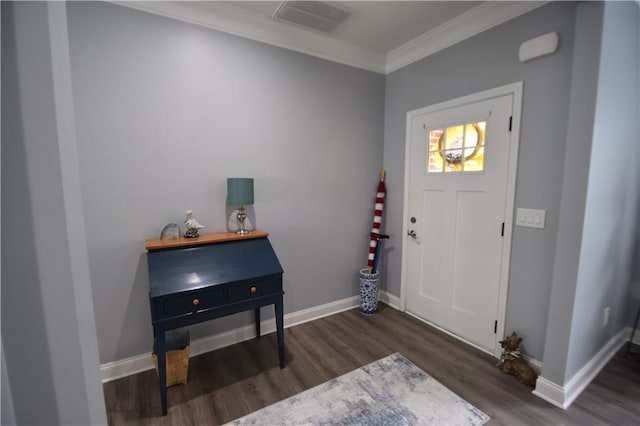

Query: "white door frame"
left=400, top=82, right=523, bottom=358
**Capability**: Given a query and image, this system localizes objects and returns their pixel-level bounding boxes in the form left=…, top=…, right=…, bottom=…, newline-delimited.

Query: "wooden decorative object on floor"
left=497, top=332, right=537, bottom=387
left=152, top=329, right=190, bottom=387
left=152, top=348, right=190, bottom=387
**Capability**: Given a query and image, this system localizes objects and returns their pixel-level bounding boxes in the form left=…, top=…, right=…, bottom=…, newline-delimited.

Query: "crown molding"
left=386, top=1, right=548, bottom=74
left=110, top=1, right=386, bottom=74
left=110, top=1, right=547, bottom=75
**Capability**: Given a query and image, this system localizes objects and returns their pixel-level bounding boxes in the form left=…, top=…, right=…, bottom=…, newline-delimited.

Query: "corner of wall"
left=537, top=0, right=603, bottom=387
left=533, top=327, right=628, bottom=409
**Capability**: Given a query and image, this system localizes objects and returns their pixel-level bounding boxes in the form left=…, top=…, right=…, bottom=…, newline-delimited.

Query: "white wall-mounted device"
left=519, top=32, right=559, bottom=62
left=516, top=208, right=546, bottom=229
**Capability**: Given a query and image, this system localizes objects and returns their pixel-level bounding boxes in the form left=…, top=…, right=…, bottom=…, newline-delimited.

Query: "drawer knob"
left=250, top=286, right=257, bottom=294
left=192, top=298, right=200, bottom=306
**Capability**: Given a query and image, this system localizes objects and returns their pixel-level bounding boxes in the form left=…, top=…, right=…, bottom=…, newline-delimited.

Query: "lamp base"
left=236, top=206, right=250, bottom=235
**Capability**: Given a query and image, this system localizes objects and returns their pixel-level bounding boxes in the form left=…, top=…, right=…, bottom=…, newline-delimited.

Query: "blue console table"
left=145, top=230, right=284, bottom=415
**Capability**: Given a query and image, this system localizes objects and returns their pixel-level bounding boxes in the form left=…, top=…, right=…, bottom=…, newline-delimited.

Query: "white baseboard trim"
left=101, top=295, right=360, bottom=383
left=525, top=356, right=542, bottom=375
left=630, top=326, right=640, bottom=345
left=532, top=327, right=629, bottom=409
left=379, top=290, right=401, bottom=310
left=532, top=376, right=566, bottom=408
left=100, top=352, right=154, bottom=384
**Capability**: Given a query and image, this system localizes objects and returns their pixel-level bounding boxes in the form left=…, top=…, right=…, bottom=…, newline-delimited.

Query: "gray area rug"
left=227, top=353, right=489, bottom=425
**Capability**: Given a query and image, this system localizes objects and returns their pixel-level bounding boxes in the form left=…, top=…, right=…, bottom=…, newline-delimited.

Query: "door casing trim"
left=400, top=81, right=523, bottom=358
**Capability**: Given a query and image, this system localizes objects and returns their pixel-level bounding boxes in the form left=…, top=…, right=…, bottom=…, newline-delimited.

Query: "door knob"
left=407, top=230, right=417, bottom=239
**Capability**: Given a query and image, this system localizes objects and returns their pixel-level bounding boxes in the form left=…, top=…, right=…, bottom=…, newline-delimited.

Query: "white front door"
left=404, top=85, right=520, bottom=355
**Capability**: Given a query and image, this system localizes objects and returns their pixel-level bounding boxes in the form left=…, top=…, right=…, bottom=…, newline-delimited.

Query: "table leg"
left=254, top=307, right=261, bottom=338
left=156, top=330, right=168, bottom=416
left=275, top=299, right=285, bottom=368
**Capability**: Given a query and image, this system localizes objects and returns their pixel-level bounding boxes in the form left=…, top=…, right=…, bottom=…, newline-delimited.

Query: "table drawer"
left=162, top=286, right=224, bottom=317
left=228, top=277, right=281, bottom=303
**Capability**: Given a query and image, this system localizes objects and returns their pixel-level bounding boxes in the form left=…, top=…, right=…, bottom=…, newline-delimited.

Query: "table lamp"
left=227, top=178, right=254, bottom=235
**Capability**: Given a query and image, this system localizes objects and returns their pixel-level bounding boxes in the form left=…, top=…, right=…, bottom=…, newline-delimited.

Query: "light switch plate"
left=516, top=208, right=546, bottom=229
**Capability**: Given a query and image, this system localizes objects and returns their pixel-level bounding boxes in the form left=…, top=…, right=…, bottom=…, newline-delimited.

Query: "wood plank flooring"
left=104, top=304, right=640, bottom=425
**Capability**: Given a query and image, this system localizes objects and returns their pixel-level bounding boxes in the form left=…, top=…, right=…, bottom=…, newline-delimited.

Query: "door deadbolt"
left=410, top=217, right=417, bottom=223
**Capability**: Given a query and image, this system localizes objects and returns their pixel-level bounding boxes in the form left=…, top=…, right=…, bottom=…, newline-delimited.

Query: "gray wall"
left=0, top=3, right=9, bottom=423
left=565, top=0, right=640, bottom=380
left=383, top=2, right=577, bottom=360
left=1, top=341, right=16, bottom=425
left=3, top=1, right=635, bottom=410
left=1, top=2, right=106, bottom=424
left=66, top=2, right=385, bottom=364
left=633, top=0, right=640, bottom=328
left=540, top=1, right=604, bottom=385
left=627, top=1, right=640, bottom=330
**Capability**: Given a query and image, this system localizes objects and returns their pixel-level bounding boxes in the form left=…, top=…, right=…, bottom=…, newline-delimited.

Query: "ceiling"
left=220, top=1, right=482, bottom=54
left=114, top=1, right=546, bottom=74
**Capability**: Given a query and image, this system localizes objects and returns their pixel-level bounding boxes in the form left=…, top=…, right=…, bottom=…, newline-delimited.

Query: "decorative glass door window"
left=427, top=121, right=486, bottom=173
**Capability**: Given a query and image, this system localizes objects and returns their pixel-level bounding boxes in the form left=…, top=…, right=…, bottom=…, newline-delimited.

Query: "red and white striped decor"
left=367, top=170, right=386, bottom=273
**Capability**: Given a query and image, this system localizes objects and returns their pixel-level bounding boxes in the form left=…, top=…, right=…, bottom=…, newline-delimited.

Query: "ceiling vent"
left=273, top=1, right=351, bottom=34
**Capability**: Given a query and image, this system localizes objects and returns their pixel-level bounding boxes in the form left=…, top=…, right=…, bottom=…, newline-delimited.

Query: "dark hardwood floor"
left=104, top=304, right=640, bottom=425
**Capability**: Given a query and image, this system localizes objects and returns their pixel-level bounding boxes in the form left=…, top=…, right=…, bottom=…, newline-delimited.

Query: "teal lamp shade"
left=226, top=178, right=254, bottom=206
